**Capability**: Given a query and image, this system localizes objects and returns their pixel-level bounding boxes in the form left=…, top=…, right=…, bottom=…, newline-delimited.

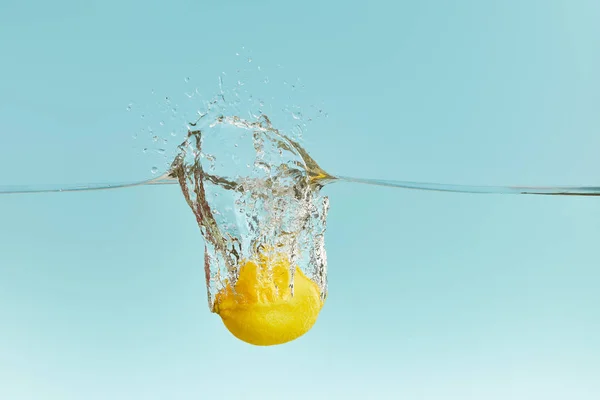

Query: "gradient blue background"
left=1, top=1, right=599, bottom=399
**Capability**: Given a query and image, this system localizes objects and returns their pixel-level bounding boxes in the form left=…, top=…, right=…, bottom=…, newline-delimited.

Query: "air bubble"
left=151, top=167, right=158, bottom=174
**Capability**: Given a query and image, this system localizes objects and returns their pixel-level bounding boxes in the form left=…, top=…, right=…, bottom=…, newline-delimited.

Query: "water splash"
left=169, top=108, right=331, bottom=310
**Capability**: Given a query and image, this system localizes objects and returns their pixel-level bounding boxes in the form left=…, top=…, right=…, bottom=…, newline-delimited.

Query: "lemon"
left=213, top=251, right=325, bottom=346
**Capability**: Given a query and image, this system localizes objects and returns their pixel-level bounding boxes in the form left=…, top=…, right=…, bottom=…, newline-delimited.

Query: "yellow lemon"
left=213, top=251, right=324, bottom=346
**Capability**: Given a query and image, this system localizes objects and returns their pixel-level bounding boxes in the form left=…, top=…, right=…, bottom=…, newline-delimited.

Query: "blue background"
left=1, top=1, right=599, bottom=399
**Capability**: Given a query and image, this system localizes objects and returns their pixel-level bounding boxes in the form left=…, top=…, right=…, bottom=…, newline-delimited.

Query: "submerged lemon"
left=213, top=251, right=324, bottom=346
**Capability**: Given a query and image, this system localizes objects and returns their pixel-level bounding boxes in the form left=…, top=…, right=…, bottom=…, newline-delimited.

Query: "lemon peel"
left=213, top=251, right=324, bottom=346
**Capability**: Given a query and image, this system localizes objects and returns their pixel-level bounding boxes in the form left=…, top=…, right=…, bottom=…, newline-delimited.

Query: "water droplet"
left=263, top=77, right=270, bottom=84
left=159, top=121, right=165, bottom=126
left=257, top=65, right=261, bottom=71
left=151, top=167, right=158, bottom=174
left=152, top=136, right=159, bottom=142
left=170, top=131, right=177, bottom=137
left=141, top=114, right=145, bottom=119
left=247, top=57, right=252, bottom=63
left=151, top=89, right=155, bottom=95
left=235, top=52, right=240, bottom=56
left=142, top=148, right=148, bottom=153
left=292, top=112, right=301, bottom=120
left=184, top=77, right=190, bottom=83
left=156, top=148, right=166, bottom=154
left=126, top=103, right=133, bottom=111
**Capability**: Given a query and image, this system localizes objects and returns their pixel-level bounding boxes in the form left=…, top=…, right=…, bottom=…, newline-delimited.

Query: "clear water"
left=2, top=11, right=600, bottom=399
